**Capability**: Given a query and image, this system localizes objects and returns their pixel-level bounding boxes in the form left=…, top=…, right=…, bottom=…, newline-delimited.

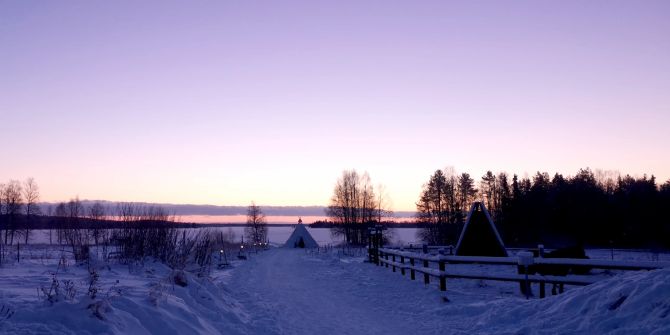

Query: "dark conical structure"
left=455, top=202, right=508, bottom=257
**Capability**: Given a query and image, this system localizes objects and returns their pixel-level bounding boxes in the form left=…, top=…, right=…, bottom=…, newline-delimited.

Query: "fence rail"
left=378, top=257, right=603, bottom=286
left=375, top=247, right=670, bottom=298
left=379, top=248, right=670, bottom=269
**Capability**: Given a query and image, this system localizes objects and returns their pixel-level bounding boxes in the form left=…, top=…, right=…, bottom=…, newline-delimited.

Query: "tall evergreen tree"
left=416, top=169, right=459, bottom=244
left=457, top=173, right=477, bottom=215
left=480, top=171, right=497, bottom=215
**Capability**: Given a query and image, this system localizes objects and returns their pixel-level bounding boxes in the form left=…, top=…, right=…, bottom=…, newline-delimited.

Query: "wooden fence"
left=375, top=248, right=670, bottom=298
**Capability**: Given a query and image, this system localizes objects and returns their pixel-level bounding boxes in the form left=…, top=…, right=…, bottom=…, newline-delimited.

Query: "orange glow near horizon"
left=180, top=215, right=329, bottom=224
left=176, top=215, right=417, bottom=224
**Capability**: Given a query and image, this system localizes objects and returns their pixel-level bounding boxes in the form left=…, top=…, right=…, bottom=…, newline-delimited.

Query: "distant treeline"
left=0, top=214, right=194, bottom=230
left=415, top=168, right=670, bottom=249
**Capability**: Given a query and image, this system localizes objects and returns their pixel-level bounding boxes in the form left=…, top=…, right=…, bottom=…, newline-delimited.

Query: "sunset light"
left=2, top=2, right=670, bottom=334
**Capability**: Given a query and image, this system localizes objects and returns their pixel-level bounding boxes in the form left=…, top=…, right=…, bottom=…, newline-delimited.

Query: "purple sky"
left=1, top=1, right=669, bottom=211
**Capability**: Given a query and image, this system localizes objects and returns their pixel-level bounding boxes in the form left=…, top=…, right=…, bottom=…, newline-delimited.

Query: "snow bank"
left=0, top=258, right=251, bottom=335
left=462, top=268, right=670, bottom=334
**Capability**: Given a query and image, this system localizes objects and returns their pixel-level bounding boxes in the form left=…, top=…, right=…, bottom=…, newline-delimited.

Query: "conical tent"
left=284, top=222, right=318, bottom=248
left=455, top=202, right=508, bottom=257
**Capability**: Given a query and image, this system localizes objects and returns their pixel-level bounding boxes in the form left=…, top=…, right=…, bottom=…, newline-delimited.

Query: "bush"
left=173, top=270, right=188, bottom=287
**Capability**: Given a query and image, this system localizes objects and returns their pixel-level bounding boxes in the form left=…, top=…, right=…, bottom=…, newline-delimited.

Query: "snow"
left=1, top=245, right=669, bottom=334
left=463, top=267, right=670, bottom=334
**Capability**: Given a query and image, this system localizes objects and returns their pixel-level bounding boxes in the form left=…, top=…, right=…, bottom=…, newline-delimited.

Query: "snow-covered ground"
left=1, top=245, right=669, bottom=334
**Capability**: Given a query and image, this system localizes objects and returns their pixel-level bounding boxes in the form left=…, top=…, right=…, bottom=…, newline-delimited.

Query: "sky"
left=1, top=1, right=669, bottom=211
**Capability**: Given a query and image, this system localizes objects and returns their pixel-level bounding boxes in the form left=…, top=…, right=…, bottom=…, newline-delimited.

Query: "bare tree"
left=245, top=202, right=267, bottom=244
left=54, top=202, right=67, bottom=244
left=326, top=170, right=379, bottom=245
left=2, top=180, right=23, bottom=244
left=117, top=202, right=137, bottom=222
left=63, top=197, right=89, bottom=260
left=22, top=177, right=40, bottom=244
left=0, top=182, right=4, bottom=246
left=376, top=183, right=393, bottom=223
left=88, top=201, right=106, bottom=245
left=0, top=182, right=4, bottom=214
left=111, top=203, right=181, bottom=265
left=45, top=205, right=54, bottom=244
left=595, top=169, right=620, bottom=195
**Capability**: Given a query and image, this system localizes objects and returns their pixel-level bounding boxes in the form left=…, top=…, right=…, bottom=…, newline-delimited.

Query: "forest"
left=415, top=168, right=670, bottom=248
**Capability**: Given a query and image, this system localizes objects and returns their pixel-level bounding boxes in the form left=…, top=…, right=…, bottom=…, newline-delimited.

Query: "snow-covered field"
left=1, top=244, right=669, bottom=334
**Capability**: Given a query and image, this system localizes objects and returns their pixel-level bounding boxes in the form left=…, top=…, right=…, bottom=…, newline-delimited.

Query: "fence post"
left=378, top=250, right=383, bottom=266
left=439, top=260, right=446, bottom=291
left=518, top=252, right=534, bottom=300
left=368, top=234, right=373, bottom=263
left=423, top=259, right=429, bottom=285
left=538, top=244, right=545, bottom=299
left=392, top=254, right=396, bottom=272
left=410, top=257, right=415, bottom=280
left=400, top=256, right=405, bottom=276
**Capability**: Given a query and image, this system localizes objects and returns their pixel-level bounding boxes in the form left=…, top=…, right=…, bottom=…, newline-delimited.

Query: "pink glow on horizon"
left=180, top=215, right=328, bottom=225
left=178, top=215, right=415, bottom=224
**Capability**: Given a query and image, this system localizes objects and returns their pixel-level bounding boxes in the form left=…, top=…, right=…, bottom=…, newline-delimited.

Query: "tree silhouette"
left=417, top=168, right=670, bottom=249
left=326, top=170, right=380, bottom=245
left=245, top=202, right=267, bottom=244
left=416, top=169, right=460, bottom=244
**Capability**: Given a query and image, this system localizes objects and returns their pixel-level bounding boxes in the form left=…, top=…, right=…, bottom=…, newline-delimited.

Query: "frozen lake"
left=24, top=227, right=423, bottom=246
left=20, top=228, right=670, bottom=262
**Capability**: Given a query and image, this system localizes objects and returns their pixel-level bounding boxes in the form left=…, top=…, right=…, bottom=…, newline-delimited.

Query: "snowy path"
left=222, top=249, right=670, bottom=335
left=224, top=249, right=462, bottom=335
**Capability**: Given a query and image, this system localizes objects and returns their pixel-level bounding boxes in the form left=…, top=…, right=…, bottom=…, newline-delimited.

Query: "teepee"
left=284, top=218, right=318, bottom=248
left=455, top=202, right=508, bottom=257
